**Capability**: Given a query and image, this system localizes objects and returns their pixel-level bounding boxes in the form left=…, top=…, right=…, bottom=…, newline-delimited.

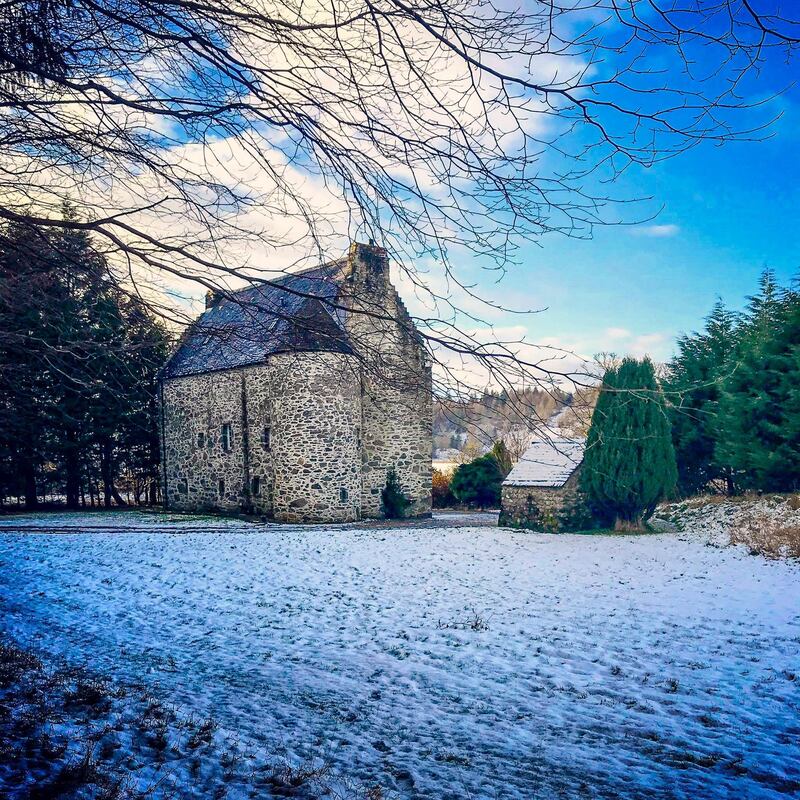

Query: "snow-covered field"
left=1, top=511, right=799, bottom=798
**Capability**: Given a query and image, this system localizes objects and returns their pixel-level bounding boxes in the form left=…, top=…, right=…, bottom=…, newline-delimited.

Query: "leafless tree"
left=1, top=0, right=798, bottom=432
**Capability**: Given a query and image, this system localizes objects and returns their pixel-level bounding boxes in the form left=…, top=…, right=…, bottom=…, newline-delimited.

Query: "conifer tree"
left=0, top=220, right=61, bottom=506
left=665, top=300, right=738, bottom=495
left=451, top=453, right=503, bottom=509
left=0, top=212, right=170, bottom=508
left=381, top=468, right=411, bottom=518
left=580, top=357, right=677, bottom=531
left=717, top=281, right=800, bottom=491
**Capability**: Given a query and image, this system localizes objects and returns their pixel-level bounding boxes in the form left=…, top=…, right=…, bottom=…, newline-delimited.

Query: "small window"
left=251, top=476, right=261, bottom=496
left=339, top=487, right=349, bottom=502
left=262, top=426, right=271, bottom=451
left=197, top=432, right=205, bottom=448
left=218, top=478, right=225, bottom=497
left=355, top=427, right=361, bottom=449
left=221, top=423, right=233, bottom=452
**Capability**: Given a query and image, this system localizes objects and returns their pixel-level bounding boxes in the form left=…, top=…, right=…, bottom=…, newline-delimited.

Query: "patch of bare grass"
left=437, top=610, right=490, bottom=632
left=731, top=510, right=800, bottom=559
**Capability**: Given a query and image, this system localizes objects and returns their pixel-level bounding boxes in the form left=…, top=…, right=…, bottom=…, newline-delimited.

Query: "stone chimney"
left=205, top=289, right=223, bottom=309
left=348, top=240, right=389, bottom=289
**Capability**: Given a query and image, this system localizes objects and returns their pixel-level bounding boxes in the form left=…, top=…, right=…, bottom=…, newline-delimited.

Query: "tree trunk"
left=101, top=439, right=113, bottom=508
left=725, top=468, right=735, bottom=497
left=22, top=458, right=38, bottom=510
left=614, top=516, right=645, bottom=532
left=100, top=438, right=128, bottom=507
left=111, top=484, right=128, bottom=507
left=64, top=428, right=81, bottom=509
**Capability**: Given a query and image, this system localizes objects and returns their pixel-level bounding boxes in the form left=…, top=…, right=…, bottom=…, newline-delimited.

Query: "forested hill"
left=433, top=387, right=570, bottom=459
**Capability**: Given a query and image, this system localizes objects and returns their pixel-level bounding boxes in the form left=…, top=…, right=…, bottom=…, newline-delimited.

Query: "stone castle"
left=158, top=242, right=432, bottom=522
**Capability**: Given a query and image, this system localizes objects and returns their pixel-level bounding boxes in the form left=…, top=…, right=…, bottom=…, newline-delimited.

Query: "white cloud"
left=632, top=224, right=680, bottom=238
left=604, top=327, right=631, bottom=340
left=628, top=333, right=668, bottom=358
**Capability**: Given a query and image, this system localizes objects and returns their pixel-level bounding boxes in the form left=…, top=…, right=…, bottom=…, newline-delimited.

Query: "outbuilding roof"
left=502, top=438, right=585, bottom=488
left=163, top=259, right=354, bottom=378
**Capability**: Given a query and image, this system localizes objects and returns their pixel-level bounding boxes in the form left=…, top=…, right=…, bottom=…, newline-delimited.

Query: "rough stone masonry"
left=158, top=242, right=433, bottom=522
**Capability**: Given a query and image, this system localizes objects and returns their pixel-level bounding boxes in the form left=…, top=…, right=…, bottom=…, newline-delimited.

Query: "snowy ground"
left=1, top=512, right=799, bottom=798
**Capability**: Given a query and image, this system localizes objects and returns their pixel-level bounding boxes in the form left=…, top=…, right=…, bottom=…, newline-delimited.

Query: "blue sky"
left=481, top=81, right=800, bottom=364
left=163, top=6, right=798, bottom=374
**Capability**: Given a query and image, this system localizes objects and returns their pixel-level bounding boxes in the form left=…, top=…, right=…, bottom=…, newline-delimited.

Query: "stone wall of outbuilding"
left=498, top=470, right=590, bottom=532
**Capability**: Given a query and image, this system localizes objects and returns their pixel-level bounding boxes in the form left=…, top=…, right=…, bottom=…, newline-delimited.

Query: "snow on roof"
left=503, top=438, right=585, bottom=488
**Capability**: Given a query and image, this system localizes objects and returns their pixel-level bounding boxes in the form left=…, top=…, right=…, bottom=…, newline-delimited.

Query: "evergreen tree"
left=450, top=453, right=503, bottom=509
left=665, top=300, right=738, bottom=495
left=746, top=268, right=784, bottom=338
left=716, top=284, right=800, bottom=491
left=580, top=357, right=677, bottom=530
left=0, top=211, right=170, bottom=508
left=381, top=468, right=411, bottom=518
left=0, top=221, right=61, bottom=506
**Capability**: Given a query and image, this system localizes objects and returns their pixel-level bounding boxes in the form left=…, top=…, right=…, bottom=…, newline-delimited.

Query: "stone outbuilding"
left=158, top=242, right=432, bottom=523
left=499, top=439, right=587, bottom=532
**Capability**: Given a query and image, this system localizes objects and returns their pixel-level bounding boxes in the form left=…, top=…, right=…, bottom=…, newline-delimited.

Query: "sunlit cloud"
left=632, top=224, right=680, bottom=238
left=604, top=327, right=631, bottom=340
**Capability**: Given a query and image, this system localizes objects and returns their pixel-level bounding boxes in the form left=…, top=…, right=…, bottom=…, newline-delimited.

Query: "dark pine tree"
left=581, top=357, right=678, bottom=531
left=0, top=209, right=170, bottom=509
left=0, top=221, right=62, bottom=507
left=381, top=467, right=411, bottom=518
left=717, top=281, right=800, bottom=491
left=665, top=300, right=739, bottom=496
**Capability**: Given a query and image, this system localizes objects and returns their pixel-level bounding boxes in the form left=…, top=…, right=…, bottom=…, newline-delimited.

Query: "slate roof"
left=163, top=260, right=354, bottom=378
left=502, top=439, right=585, bottom=488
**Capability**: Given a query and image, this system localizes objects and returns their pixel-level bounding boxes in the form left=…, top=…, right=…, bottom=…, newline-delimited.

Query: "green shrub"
left=580, top=357, right=677, bottom=531
left=381, top=468, right=411, bottom=518
left=451, top=454, right=503, bottom=509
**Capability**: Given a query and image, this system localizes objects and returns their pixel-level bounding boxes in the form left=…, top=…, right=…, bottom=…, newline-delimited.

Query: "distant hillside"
left=433, top=387, right=570, bottom=462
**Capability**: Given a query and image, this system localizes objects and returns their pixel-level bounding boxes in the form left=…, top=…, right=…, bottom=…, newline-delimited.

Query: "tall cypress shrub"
left=581, top=357, right=677, bottom=531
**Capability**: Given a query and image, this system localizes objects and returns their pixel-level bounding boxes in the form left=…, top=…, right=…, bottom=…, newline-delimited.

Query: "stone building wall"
left=499, top=471, right=589, bottom=532
left=160, top=368, right=250, bottom=513
left=160, top=344, right=431, bottom=522
left=268, top=352, right=363, bottom=523
left=341, top=244, right=433, bottom=518
left=161, top=355, right=364, bottom=522
left=359, top=380, right=432, bottom=518
left=241, top=363, right=275, bottom=517
left=160, top=242, right=433, bottom=523
left=499, top=486, right=575, bottom=532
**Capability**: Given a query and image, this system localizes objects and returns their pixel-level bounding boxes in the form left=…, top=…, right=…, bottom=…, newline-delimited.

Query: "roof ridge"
left=224, top=256, right=349, bottom=298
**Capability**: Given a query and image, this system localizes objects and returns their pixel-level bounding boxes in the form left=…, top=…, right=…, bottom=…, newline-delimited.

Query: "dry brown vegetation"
left=730, top=511, right=800, bottom=560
